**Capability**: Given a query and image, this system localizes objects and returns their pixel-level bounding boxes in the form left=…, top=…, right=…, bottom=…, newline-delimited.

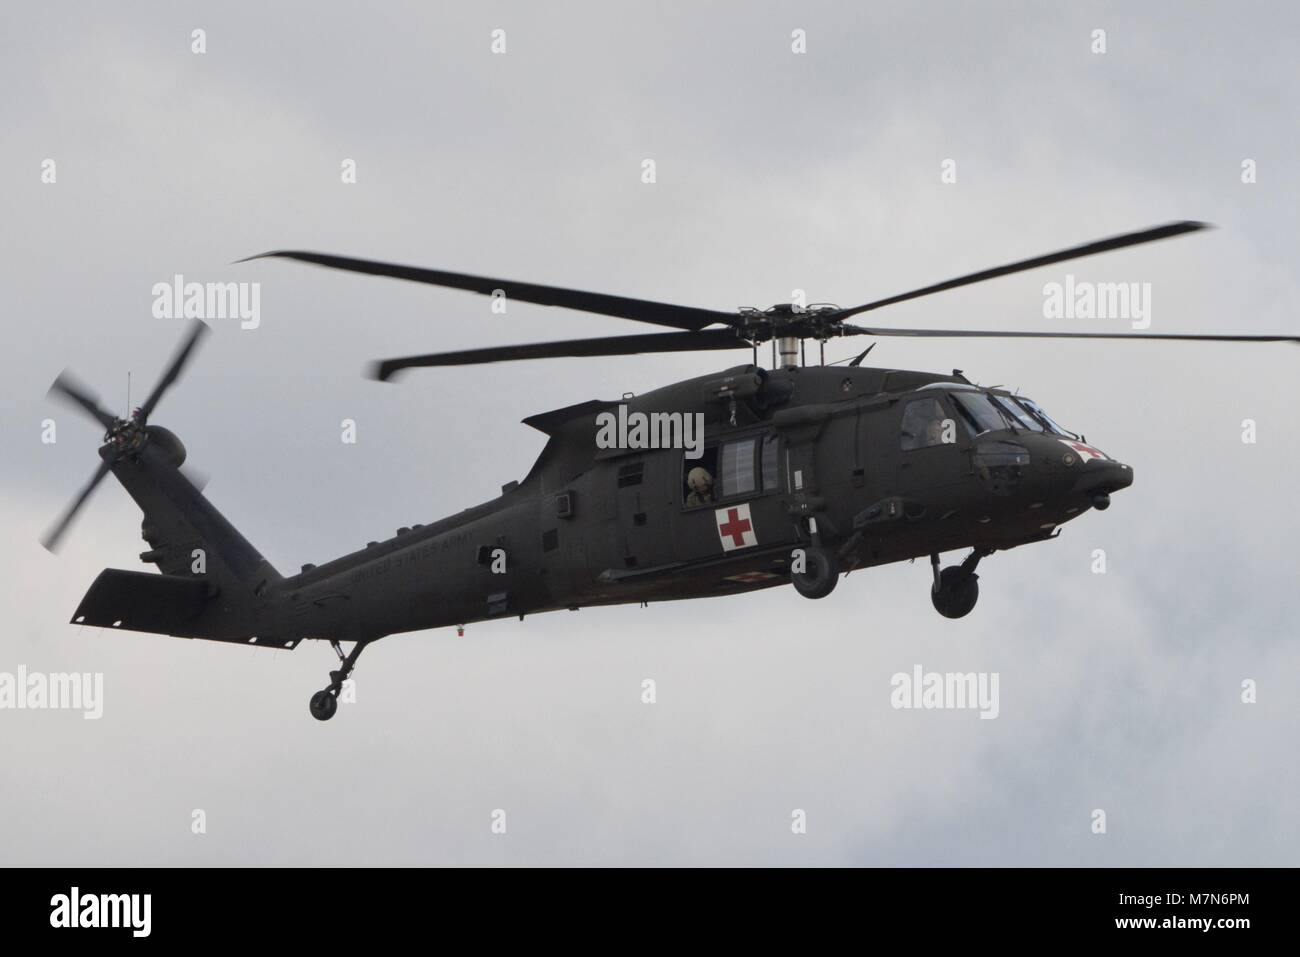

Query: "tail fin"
left=72, top=430, right=285, bottom=644
left=118, top=428, right=279, bottom=589
left=45, top=319, right=294, bottom=646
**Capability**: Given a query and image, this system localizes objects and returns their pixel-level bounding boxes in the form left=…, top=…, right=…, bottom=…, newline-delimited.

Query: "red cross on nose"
left=1066, top=441, right=1105, bottom=459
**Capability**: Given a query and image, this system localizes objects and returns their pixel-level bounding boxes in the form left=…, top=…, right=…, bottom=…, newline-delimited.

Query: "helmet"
left=687, top=467, right=713, bottom=493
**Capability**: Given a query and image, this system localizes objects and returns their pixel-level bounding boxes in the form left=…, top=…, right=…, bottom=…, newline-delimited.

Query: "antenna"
left=126, top=371, right=131, bottom=419
left=846, top=343, right=876, bottom=367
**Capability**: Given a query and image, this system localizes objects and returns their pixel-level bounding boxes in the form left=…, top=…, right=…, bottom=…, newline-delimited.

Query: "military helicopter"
left=44, top=221, right=1299, bottom=720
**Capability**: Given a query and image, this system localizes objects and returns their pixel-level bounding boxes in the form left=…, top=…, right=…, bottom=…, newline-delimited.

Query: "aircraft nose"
left=1066, top=452, right=1133, bottom=510
left=1104, top=460, right=1134, bottom=491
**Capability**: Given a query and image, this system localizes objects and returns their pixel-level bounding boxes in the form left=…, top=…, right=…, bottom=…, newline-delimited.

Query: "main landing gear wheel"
left=309, top=689, right=338, bottom=721
left=309, top=638, right=370, bottom=721
left=931, top=566, right=979, bottom=619
left=791, top=545, right=839, bottom=600
left=929, top=549, right=991, bottom=619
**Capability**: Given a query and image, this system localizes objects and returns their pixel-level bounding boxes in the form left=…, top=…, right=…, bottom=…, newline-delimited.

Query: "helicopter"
left=43, top=221, right=1300, bottom=720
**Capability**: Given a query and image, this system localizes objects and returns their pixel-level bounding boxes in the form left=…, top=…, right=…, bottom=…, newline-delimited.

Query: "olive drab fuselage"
left=264, top=363, right=1133, bottom=642
left=51, top=223, right=1258, bottom=718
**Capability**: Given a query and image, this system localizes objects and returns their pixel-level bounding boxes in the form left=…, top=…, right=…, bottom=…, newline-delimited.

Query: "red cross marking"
left=1066, top=441, right=1105, bottom=459
left=719, top=508, right=752, bottom=548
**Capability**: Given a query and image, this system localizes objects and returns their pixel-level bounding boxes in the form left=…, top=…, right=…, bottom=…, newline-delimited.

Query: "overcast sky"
left=2, top=0, right=1297, bottom=866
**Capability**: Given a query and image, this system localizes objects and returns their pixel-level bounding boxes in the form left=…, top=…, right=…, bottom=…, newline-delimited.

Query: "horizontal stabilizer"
left=71, top=569, right=300, bottom=648
left=73, top=569, right=211, bottom=636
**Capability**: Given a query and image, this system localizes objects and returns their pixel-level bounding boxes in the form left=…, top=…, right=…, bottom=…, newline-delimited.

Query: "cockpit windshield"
left=1013, top=397, right=1077, bottom=437
left=990, top=394, right=1044, bottom=432
left=943, top=389, right=1078, bottom=438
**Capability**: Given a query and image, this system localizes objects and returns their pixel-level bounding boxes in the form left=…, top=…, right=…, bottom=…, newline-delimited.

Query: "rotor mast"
left=777, top=337, right=800, bottom=368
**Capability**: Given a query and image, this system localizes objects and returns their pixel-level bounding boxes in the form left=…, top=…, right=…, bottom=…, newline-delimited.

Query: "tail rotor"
left=42, top=320, right=210, bottom=552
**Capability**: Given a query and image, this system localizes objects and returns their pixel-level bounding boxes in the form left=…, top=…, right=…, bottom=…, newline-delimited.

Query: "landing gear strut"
left=930, top=549, right=991, bottom=619
left=309, top=639, right=370, bottom=721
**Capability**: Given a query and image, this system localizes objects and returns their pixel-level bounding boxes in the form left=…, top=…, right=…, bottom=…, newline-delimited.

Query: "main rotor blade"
left=138, top=320, right=209, bottom=422
left=840, top=323, right=1300, bottom=343
left=48, top=373, right=118, bottom=431
left=241, top=251, right=735, bottom=332
left=371, top=329, right=747, bottom=380
left=41, top=459, right=112, bottom=553
left=837, top=221, right=1210, bottom=320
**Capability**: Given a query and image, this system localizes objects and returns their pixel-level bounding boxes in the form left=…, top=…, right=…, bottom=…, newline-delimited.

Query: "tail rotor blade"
left=41, top=459, right=112, bottom=553
left=138, top=320, right=209, bottom=422
left=48, top=373, right=118, bottom=431
left=180, top=463, right=210, bottom=493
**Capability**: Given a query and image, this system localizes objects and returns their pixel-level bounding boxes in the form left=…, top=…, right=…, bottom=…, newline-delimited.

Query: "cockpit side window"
left=950, top=391, right=1011, bottom=437
left=900, top=397, right=951, bottom=450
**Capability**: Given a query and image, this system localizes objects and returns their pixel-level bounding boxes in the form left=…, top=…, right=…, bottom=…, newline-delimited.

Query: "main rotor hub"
left=734, top=303, right=844, bottom=343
